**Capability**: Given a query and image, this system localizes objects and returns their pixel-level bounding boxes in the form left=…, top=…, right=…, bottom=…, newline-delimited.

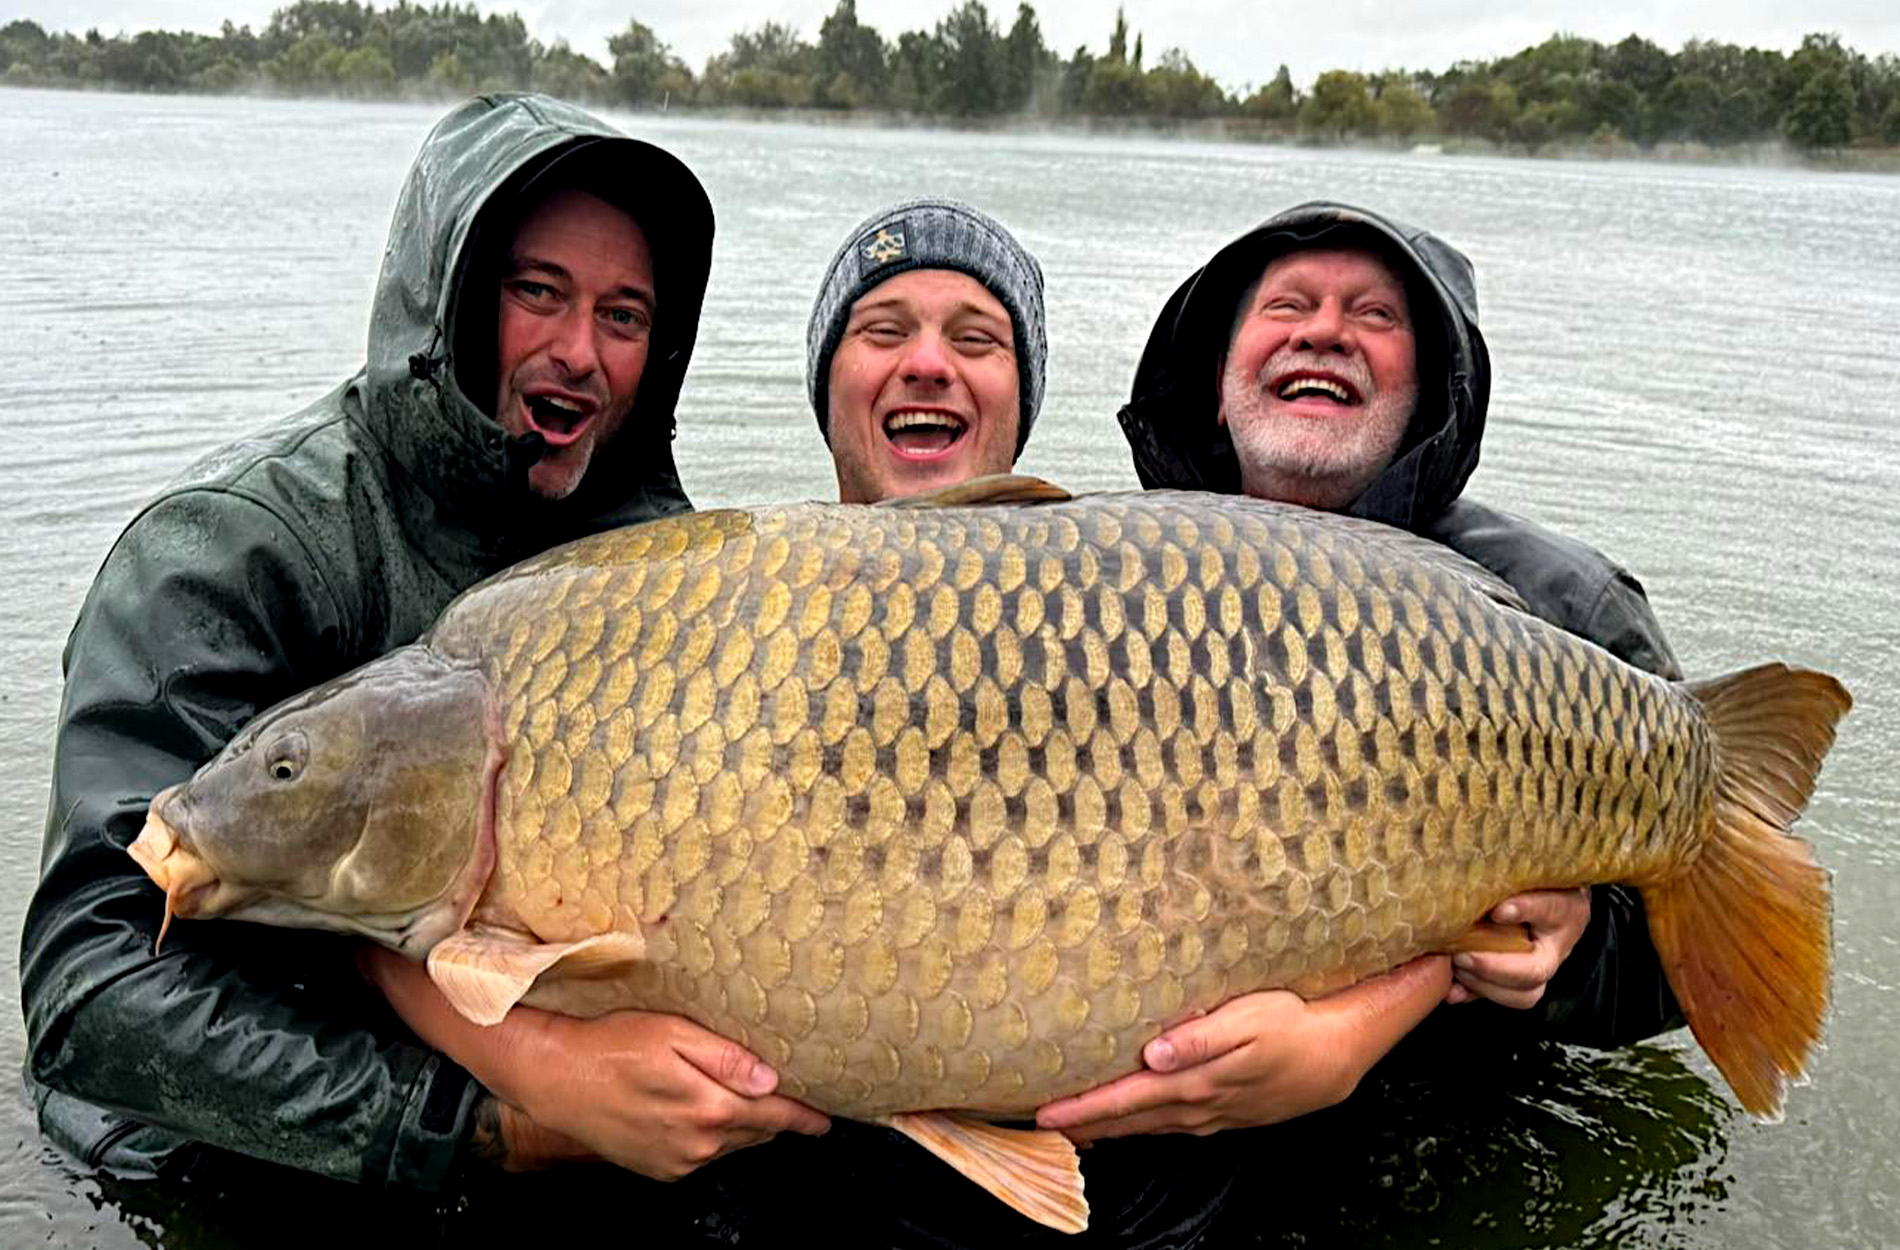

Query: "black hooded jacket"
left=19, top=93, right=714, bottom=1190
left=1117, top=201, right=1684, bottom=1052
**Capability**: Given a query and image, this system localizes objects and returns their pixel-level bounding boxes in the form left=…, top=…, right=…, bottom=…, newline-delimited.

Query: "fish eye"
left=265, top=731, right=308, bottom=783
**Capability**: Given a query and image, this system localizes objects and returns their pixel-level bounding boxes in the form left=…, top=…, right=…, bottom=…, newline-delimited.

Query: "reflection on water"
left=2, top=88, right=1897, bottom=1249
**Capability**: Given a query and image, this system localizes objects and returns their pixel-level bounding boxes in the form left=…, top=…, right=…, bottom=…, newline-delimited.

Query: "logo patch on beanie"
left=860, top=222, right=909, bottom=270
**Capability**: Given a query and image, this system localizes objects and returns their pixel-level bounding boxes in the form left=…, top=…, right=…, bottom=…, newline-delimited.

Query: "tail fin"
left=1646, top=663, right=1851, bottom=1119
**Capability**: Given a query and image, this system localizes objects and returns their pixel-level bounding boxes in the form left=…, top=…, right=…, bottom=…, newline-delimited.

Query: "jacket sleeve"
left=19, top=488, right=481, bottom=1188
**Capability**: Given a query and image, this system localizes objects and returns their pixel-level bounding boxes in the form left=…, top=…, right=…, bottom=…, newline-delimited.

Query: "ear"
left=1213, top=351, right=1229, bottom=427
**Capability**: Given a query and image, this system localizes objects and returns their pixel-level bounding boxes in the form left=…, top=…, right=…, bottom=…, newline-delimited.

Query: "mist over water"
left=2, top=88, right=1896, bottom=1248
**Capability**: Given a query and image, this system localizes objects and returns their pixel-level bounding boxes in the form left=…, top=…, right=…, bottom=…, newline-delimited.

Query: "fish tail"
left=1645, top=663, right=1851, bottom=1119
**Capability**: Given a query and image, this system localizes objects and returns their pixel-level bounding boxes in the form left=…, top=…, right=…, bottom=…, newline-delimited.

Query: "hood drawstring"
left=408, top=325, right=446, bottom=388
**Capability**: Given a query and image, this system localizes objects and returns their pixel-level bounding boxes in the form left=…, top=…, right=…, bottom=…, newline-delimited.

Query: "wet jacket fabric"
left=20, top=93, right=713, bottom=1190
left=1116, top=200, right=1685, bottom=1051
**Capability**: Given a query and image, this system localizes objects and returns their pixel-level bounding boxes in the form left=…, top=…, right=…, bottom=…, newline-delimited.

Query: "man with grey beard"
left=1049, top=201, right=1688, bottom=1212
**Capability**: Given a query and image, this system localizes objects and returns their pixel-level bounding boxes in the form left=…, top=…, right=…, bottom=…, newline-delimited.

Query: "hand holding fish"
left=360, top=945, right=831, bottom=1179
left=1446, top=887, right=1593, bottom=1008
left=1033, top=956, right=1452, bottom=1143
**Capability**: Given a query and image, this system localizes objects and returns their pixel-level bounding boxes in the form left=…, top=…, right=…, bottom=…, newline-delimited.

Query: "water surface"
left=2, top=89, right=1896, bottom=1248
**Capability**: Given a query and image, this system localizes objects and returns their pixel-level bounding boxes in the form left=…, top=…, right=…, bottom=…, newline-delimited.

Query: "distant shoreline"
left=7, top=79, right=1896, bottom=176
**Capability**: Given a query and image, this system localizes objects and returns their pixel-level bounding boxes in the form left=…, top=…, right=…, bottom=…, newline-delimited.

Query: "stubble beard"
left=1222, top=356, right=1418, bottom=511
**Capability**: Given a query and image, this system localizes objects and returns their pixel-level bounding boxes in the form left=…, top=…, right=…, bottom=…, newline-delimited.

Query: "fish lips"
left=128, top=790, right=233, bottom=950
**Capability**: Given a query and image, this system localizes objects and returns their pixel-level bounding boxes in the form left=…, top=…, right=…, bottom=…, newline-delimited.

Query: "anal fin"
left=428, top=924, right=647, bottom=1026
left=880, top=1111, right=1088, bottom=1234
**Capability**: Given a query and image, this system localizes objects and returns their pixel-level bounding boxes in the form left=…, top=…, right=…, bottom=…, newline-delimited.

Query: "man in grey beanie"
left=807, top=197, right=1046, bottom=503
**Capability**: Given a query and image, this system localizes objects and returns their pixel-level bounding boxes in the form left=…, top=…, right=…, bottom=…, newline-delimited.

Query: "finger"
left=1144, top=995, right=1280, bottom=1073
left=1453, top=947, right=1560, bottom=992
left=739, top=1094, right=831, bottom=1138
left=1494, top=887, right=1589, bottom=935
left=1062, top=1102, right=1213, bottom=1144
left=1037, top=1069, right=1185, bottom=1131
left=1450, top=975, right=1544, bottom=1011
left=673, top=1026, right=779, bottom=1098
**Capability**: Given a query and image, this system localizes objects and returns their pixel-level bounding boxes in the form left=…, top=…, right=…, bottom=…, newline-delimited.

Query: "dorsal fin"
left=877, top=474, right=1073, bottom=509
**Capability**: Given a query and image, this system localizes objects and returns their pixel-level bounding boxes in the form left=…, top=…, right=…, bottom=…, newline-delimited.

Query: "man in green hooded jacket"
left=20, top=93, right=828, bottom=1194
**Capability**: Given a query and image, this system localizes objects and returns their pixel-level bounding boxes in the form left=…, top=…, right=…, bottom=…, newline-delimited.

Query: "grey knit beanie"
left=806, top=198, right=1046, bottom=457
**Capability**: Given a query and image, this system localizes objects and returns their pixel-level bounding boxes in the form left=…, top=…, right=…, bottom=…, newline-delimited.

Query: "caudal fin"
left=1646, top=663, right=1851, bottom=1119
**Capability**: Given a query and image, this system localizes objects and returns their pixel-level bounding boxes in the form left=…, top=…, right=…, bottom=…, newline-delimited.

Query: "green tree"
left=1441, top=79, right=1516, bottom=140
left=532, top=40, right=609, bottom=103
left=609, top=19, right=688, bottom=106
left=427, top=48, right=473, bottom=94
left=1376, top=80, right=1435, bottom=140
left=888, top=31, right=940, bottom=112
left=0, top=18, right=51, bottom=73
left=934, top=1, right=1003, bottom=116
left=1658, top=72, right=1722, bottom=141
left=1082, top=59, right=1144, bottom=114
left=815, top=0, right=888, bottom=108
left=1242, top=64, right=1298, bottom=121
left=1144, top=48, right=1227, bottom=118
left=1300, top=69, right=1372, bottom=139
left=335, top=43, right=395, bottom=95
left=1001, top=4, right=1048, bottom=113
left=1785, top=64, right=1854, bottom=149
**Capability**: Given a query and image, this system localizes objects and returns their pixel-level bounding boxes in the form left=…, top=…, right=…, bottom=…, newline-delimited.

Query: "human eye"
left=603, top=304, right=652, bottom=336
left=505, top=277, right=557, bottom=305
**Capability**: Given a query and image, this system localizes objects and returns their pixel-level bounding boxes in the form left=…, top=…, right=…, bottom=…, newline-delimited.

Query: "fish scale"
left=431, top=492, right=1704, bottom=1115
left=133, top=482, right=1847, bottom=1232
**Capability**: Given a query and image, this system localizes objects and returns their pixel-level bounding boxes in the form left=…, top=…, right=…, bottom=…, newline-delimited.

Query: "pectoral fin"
left=427, top=924, right=647, bottom=1025
left=880, top=1111, right=1088, bottom=1234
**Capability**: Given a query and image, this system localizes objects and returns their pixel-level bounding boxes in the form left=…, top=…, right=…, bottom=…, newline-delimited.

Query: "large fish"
left=129, top=477, right=1848, bottom=1233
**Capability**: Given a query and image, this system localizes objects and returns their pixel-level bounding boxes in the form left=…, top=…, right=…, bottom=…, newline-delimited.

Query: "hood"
left=361, top=93, right=714, bottom=552
left=1116, top=201, right=1490, bottom=530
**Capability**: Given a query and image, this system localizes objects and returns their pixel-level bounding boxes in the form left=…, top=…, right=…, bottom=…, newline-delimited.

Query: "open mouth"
left=128, top=811, right=223, bottom=952
left=523, top=393, right=595, bottom=447
left=1272, top=373, right=1361, bottom=406
left=882, top=409, right=968, bottom=457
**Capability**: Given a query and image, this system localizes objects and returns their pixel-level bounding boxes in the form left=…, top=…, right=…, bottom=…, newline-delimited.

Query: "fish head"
left=129, top=645, right=501, bottom=956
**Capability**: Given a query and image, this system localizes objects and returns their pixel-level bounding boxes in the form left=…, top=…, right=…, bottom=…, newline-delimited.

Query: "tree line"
left=4, top=1, right=1898, bottom=153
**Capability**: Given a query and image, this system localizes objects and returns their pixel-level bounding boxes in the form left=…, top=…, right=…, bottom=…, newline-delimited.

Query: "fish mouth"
left=1269, top=370, right=1362, bottom=407
left=521, top=390, right=598, bottom=448
left=128, top=807, right=225, bottom=952
left=882, top=407, right=968, bottom=458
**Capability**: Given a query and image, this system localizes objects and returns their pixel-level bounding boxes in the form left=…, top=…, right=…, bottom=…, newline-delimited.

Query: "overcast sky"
left=9, top=0, right=1898, bottom=92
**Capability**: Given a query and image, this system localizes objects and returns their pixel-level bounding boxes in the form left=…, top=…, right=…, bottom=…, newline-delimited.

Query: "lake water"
left=1, top=88, right=1896, bottom=1248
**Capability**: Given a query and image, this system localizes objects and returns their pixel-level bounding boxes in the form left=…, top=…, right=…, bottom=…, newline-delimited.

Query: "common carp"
left=129, top=477, right=1849, bottom=1233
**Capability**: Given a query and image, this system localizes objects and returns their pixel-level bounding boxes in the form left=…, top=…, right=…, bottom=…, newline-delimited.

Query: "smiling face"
left=1218, top=247, right=1419, bottom=511
left=825, top=269, right=1020, bottom=505
left=494, top=188, right=656, bottom=501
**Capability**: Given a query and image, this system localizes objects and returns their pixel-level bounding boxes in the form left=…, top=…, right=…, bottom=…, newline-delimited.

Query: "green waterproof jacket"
left=1116, top=200, right=1685, bottom=1052
left=19, top=92, right=714, bottom=1190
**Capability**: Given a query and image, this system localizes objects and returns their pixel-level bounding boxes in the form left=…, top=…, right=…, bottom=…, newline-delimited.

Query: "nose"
left=1293, top=296, right=1351, bottom=355
left=899, top=327, right=952, bottom=388
left=548, top=309, right=601, bottom=379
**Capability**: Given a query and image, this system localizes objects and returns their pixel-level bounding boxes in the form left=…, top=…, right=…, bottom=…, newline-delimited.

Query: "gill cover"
left=144, top=645, right=496, bottom=946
